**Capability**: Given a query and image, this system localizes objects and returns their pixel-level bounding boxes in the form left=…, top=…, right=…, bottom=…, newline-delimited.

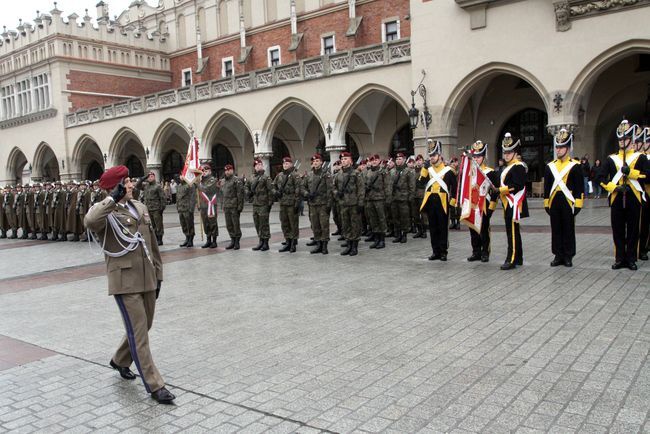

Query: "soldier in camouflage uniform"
left=221, top=164, right=244, bottom=250
left=357, top=159, right=370, bottom=237
left=64, top=181, right=79, bottom=241
left=138, top=172, right=166, bottom=245
left=391, top=152, right=416, bottom=243
left=1, top=185, right=11, bottom=238
left=35, top=183, right=47, bottom=240
left=384, top=158, right=396, bottom=237
left=24, top=184, right=36, bottom=239
left=75, top=182, right=91, bottom=241
left=364, top=154, right=391, bottom=249
left=51, top=181, right=66, bottom=241
left=333, top=151, right=365, bottom=256
left=90, top=180, right=107, bottom=206
left=413, top=155, right=428, bottom=239
left=42, top=181, right=54, bottom=240
left=198, top=164, right=219, bottom=249
left=13, top=184, right=27, bottom=239
left=176, top=176, right=196, bottom=248
left=302, top=153, right=333, bottom=254
left=330, top=160, right=343, bottom=240
left=246, top=158, right=275, bottom=252
left=274, top=157, right=301, bottom=253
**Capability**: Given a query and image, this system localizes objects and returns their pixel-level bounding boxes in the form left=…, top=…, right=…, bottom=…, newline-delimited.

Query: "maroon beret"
left=416, top=154, right=424, bottom=161
left=99, top=165, right=129, bottom=190
left=224, top=164, right=234, bottom=171
left=396, top=152, right=406, bottom=159
left=282, top=156, right=292, bottom=163
left=312, top=153, right=322, bottom=161
left=340, top=151, right=352, bottom=158
left=253, top=158, right=262, bottom=166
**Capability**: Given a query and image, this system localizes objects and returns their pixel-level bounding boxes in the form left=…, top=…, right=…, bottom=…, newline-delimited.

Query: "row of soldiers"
left=0, top=180, right=107, bottom=241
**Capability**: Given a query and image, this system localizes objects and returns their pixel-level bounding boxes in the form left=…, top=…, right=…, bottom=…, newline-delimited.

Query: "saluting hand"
left=110, top=183, right=127, bottom=203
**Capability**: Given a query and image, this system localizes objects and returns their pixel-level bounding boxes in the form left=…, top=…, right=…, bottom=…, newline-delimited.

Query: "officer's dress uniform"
left=333, top=164, right=365, bottom=255
left=222, top=173, right=245, bottom=249
left=198, top=174, right=219, bottom=248
left=601, top=122, right=648, bottom=269
left=303, top=165, right=333, bottom=253
left=175, top=181, right=196, bottom=247
left=391, top=163, right=416, bottom=243
left=498, top=140, right=529, bottom=269
left=364, top=164, right=390, bottom=248
left=246, top=169, right=275, bottom=251
left=5, top=190, right=16, bottom=238
left=274, top=166, right=301, bottom=252
left=41, top=187, right=53, bottom=239
left=419, top=155, right=457, bottom=260
left=543, top=131, right=584, bottom=266
left=84, top=196, right=165, bottom=396
left=34, top=188, right=45, bottom=239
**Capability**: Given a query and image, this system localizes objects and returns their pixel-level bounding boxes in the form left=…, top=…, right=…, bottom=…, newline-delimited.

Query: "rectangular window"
left=267, top=46, right=281, bottom=67
left=16, top=79, right=31, bottom=116
left=32, top=73, right=50, bottom=111
left=181, top=68, right=192, bottom=87
left=222, top=57, right=234, bottom=78
left=1, top=85, right=16, bottom=119
left=383, top=20, right=400, bottom=42
left=322, top=35, right=335, bottom=56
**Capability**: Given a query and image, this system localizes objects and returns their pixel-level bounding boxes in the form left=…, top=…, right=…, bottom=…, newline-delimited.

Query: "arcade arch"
left=6, top=147, right=28, bottom=184
left=71, top=135, right=103, bottom=180
left=203, top=110, right=253, bottom=177
left=33, top=142, right=60, bottom=181
left=109, top=128, right=146, bottom=178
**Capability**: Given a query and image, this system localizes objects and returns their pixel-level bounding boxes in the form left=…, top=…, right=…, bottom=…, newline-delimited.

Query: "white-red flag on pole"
left=181, top=135, right=202, bottom=184
left=458, top=153, right=491, bottom=233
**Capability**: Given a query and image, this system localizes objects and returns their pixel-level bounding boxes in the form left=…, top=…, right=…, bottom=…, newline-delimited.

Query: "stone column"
left=324, top=122, right=346, bottom=172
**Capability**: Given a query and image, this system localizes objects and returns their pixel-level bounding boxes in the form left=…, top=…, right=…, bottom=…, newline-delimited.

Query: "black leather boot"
left=289, top=239, right=297, bottom=253
left=467, top=253, right=481, bottom=262
left=225, top=238, right=235, bottom=250
left=260, top=239, right=269, bottom=251
left=279, top=239, right=291, bottom=252
left=180, top=236, right=189, bottom=247
left=310, top=241, right=322, bottom=254
left=186, top=236, right=194, bottom=247
left=392, top=231, right=402, bottom=243
left=157, top=235, right=163, bottom=246
left=349, top=240, right=359, bottom=256
left=321, top=241, right=329, bottom=255
left=72, top=234, right=80, bottom=241
left=0, top=230, right=6, bottom=239
left=252, top=238, right=263, bottom=251
left=201, top=236, right=211, bottom=248
left=400, top=231, right=407, bottom=243
left=209, top=237, right=217, bottom=248
left=50, top=230, right=57, bottom=241
left=306, top=238, right=317, bottom=246
left=364, top=233, right=375, bottom=242
left=376, top=233, right=385, bottom=249
left=341, top=240, right=352, bottom=255
left=30, top=233, right=38, bottom=240
left=233, top=237, right=240, bottom=250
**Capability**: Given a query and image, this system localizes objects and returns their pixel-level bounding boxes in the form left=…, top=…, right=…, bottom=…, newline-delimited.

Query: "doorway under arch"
left=162, top=150, right=184, bottom=181
left=125, top=155, right=145, bottom=178
left=87, top=161, right=104, bottom=181
left=270, top=138, right=291, bottom=178
left=211, top=144, right=235, bottom=178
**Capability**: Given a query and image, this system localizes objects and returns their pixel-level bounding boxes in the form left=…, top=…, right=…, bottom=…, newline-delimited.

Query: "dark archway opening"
left=211, top=144, right=235, bottom=178
left=345, top=133, right=360, bottom=162
left=162, top=150, right=184, bottom=181
left=125, top=155, right=145, bottom=178
left=389, top=124, right=414, bottom=157
left=87, top=161, right=104, bottom=181
left=270, top=138, right=291, bottom=178
left=498, top=108, right=551, bottom=182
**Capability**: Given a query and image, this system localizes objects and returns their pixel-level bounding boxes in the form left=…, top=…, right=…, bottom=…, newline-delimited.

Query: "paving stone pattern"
left=0, top=200, right=648, bottom=433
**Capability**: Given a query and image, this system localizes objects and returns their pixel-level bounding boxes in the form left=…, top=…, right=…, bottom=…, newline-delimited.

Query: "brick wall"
left=169, top=0, right=410, bottom=85
left=66, top=70, right=172, bottom=112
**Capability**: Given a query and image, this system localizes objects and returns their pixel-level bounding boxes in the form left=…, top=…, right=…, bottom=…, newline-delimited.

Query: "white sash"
left=425, top=166, right=451, bottom=195
left=548, top=160, right=577, bottom=205
left=610, top=153, right=645, bottom=201
left=200, top=192, right=218, bottom=217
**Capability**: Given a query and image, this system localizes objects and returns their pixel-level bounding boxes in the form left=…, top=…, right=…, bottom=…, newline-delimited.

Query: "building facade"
left=0, top=0, right=648, bottom=184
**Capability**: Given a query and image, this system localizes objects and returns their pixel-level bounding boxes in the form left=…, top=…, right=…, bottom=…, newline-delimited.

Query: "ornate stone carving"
left=115, top=102, right=129, bottom=116
left=276, top=65, right=300, bottom=83
left=131, top=100, right=142, bottom=113
left=103, top=106, right=114, bottom=118
left=554, top=0, right=648, bottom=31
left=554, top=1, right=571, bottom=31
left=256, top=71, right=273, bottom=88
left=389, top=43, right=411, bottom=60
left=196, top=84, right=210, bottom=100
left=304, top=61, right=324, bottom=78
left=179, top=89, right=192, bottom=103
left=236, top=77, right=251, bottom=91
left=571, top=0, right=644, bottom=16
left=546, top=123, right=577, bottom=135
left=159, top=92, right=177, bottom=107
left=145, top=97, right=157, bottom=110
left=214, top=81, right=233, bottom=95
left=353, top=49, right=383, bottom=68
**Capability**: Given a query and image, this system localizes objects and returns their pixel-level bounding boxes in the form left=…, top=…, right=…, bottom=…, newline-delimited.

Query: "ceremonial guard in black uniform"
left=543, top=129, right=584, bottom=267
left=639, top=127, right=650, bottom=261
left=466, top=141, right=499, bottom=262
left=419, top=140, right=457, bottom=261
left=498, top=133, right=529, bottom=270
left=601, top=120, right=648, bottom=270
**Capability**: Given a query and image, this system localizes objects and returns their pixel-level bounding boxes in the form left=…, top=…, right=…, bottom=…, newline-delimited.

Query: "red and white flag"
left=457, top=154, right=492, bottom=233
left=181, top=135, right=202, bottom=184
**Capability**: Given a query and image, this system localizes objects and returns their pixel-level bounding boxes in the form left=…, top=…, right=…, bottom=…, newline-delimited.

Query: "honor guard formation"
left=2, top=119, right=649, bottom=274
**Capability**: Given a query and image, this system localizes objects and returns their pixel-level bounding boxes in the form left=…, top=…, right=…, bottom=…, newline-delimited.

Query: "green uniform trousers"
left=279, top=205, right=299, bottom=240
left=200, top=210, right=219, bottom=237
left=150, top=210, right=164, bottom=237
left=366, top=200, right=387, bottom=233
left=309, top=204, right=330, bottom=241
left=391, top=200, right=411, bottom=232
left=253, top=205, right=270, bottom=240
left=224, top=208, right=242, bottom=238
left=340, top=205, right=361, bottom=241
left=178, top=212, right=195, bottom=237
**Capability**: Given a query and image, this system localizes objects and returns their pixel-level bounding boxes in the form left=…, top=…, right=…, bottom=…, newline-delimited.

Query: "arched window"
left=86, top=161, right=104, bottom=181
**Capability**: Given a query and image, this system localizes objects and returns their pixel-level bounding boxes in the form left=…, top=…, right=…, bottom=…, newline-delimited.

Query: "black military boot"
left=30, top=232, right=38, bottom=240
left=260, top=239, right=269, bottom=251
left=413, top=225, right=422, bottom=239
left=51, top=230, right=58, bottom=241
left=186, top=236, right=194, bottom=248
left=0, top=229, right=6, bottom=239
left=467, top=252, right=481, bottom=262
left=310, top=241, right=322, bottom=254
left=550, top=256, right=563, bottom=267
left=337, top=234, right=345, bottom=241
left=400, top=231, right=407, bottom=243
left=321, top=241, right=329, bottom=255
left=306, top=238, right=317, bottom=247
left=180, top=236, right=189, bottom=247
left=364, top=233, right=375, bottom=242
left=10, top=229, right=18, bottom=239
left=252, top=238, right=263, bottom=251
left=201, top=236, right=212, bottom=248
left=289, top=239, right=297, bottom=253
left=369, top=233, right=379, bottom=249
left=157, top=235, right=163, bottom=246
left=421, top=227, right=427, bottom=239
left=21, top=230, right=28, bottom=239
left=349, top=240, right=359, bottom=256
left=392, top=231, right=402, bottom=243
left=279, top=239, right=291, bottom=252
left=59, top=232, right=67, bottom=241
left=225, top=239, right=235, bottom=250
left=209, top=237, right=218, bottom=248
left=72, top=233, right=80, bottom=242
left=376, top=233, right=386, bottom=249
left=331, top=228, right=340, bottom=236
left=341, top=240, right=352, bottom=256
left=233, top=237, right=240, bottom=250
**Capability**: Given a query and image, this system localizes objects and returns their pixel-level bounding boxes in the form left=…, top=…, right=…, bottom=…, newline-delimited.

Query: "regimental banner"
left=458, top=154, right=491, bottom=233
left=181, top=135, right=202, bottom=184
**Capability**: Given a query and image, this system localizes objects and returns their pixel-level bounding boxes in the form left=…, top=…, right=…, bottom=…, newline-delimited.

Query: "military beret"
left=99, top=165, right=129, bottom=190
left=282, top=156, right=292, bottom=163
left=340, top=151, right=352, bottom=158
left=253, top=158, right=262, bottom=166
left=311, top=153, right=322, bottom=161
left=396, top=152, right=406, bottom=159
left=224, top=164, right=234, bottom=171
left=415, top=154, right=424, bottom=161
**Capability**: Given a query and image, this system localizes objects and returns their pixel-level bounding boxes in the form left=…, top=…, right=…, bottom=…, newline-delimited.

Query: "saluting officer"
left=419, top=140, right=457, bottom=261
left=543, top=129, right=584, bottom=267
left=198, top=163, right=219, bottom=249
left=176, top=175, right=196, bottom=248
left=601, top=120, right=648, bottom=270
left=246, top=158, right=275, bottom=252
left=364, top=154, right=390, bottom=249
left=221, top=164, right=245, bottom=250
left=303, top=153, right=333, bottom=254
left=333, top=151, right=365, bottom=256
left=498, top=133, right=529, bottom=270
left=466, top=141, right=499, bottom=263
left=639, top=127, right=650, bottom=261
left=274, top=157, right=301, bottom=253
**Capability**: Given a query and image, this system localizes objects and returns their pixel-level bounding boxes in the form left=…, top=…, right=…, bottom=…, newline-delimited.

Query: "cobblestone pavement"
left=0, top=199, right=648, bottom=433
